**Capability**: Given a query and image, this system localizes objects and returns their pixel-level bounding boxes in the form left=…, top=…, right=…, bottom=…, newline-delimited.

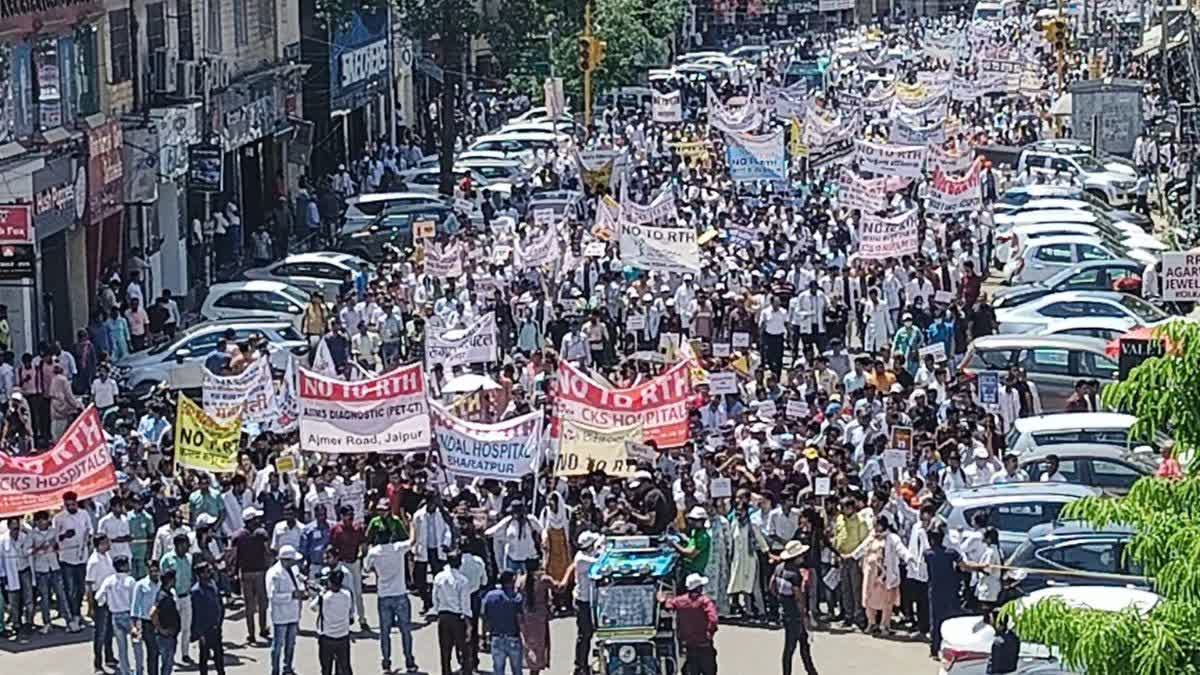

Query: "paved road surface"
left=1, top=600, right=937, bottom=675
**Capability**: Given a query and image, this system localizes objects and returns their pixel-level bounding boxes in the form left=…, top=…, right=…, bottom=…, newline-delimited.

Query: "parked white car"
left=993, top=208, right=1151, bottom=240
left=242, top=252, right=371, bottom=303
left=1041, top=316, right=1138, bottom=342
left=1003, top=236, right=1155, bottom=285
left=1006, top=411, right=1162, bottom=454
left=116, top=319, right=306, bottom=394
left=994, top=222, right=1165, bottom=266
left=936, top=586, right=1159, bottom=675
left=994, top=291, right=1170, bottom=335
left=200, top=280, right=314, bottom=330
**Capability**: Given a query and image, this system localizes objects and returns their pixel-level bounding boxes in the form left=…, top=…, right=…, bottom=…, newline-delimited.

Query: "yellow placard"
left=274, top=452, right=300, bottom=474
left=175, top=394, right=241, bottom=473
left=555, top=419, right=641, bottom=478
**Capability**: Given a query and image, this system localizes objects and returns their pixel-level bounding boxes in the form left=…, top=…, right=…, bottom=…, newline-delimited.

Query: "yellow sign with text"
left=175, top=394, right=241, bottom=473
left=555, top=419, right=641, bottom=478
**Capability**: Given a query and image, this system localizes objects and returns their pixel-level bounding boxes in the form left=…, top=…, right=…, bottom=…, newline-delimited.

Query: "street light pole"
left=583, top=0, right=594, bottom=128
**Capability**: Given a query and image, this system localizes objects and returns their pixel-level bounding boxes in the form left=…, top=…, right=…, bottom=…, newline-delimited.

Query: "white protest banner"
left=713, top=342, right=731, bottom=357
left=978, top=59, right=1022, bottom=94
left=622, top=190, right=678, bottom=227
left=425, top=244, right=464, bottom=278
left=515, top=226, right=561, bottom=268
left=759, top=400, right=777, bottom=418
left=592, top=196, right=621, bottom=241
left=951, top=75, right=983, bottom=101
left=298, top=364, right=430, bottom=453
left=432, top=404, right=542, bottom=479
left=855, top=140, right=927, bottom=178
left=838, top=169, right=887, bottom=213
left=425, top=313, right=498, bottom=369
left=883, top=448, right=909, bottom=476
left=928, top=143, right=975, bottom=174
left=859, top=209, right=919, bottom=260
left=726, top=128, right=787, bottom=184
left=732, top=332, right=750, bottom=348
left=814, top=476, right=832, bottom=496
left=889, top=117, right=946, bottom=146
left=934, top=290, right=953, bottom=304
left=707, top=84, right=764, bottom=133
left=927, top=160, right=983, bottom=214
left=1162, top=251, right=1200, bottom=300
left=619, top=223, right=701, bottom=274
left=533, top=209, right=557, bottom=226
left=920, top=342, right=948, bottom=363
left=707, top=372, right=739, bottom=395
left=786, top=399, right=809, bottom=418
left=584, top=241, right=607, bottom=257
left=625, top=314, right=646, bottom=331
left=202, top=358, right=276, bottom=425
left=555, top=419, right=640, bottom=478
left=652, top=90, right=683, bottom=123
left=553, top=359, right=692, bottom=448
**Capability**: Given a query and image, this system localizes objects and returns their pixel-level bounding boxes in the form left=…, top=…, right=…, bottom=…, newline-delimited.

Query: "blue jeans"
left=378, top=594, right=415, bottom=670
left=157, top=634, right=177, bottom=675
left=62, top=562, right=86, bottom=620
left=35, top=569, right=69, bottom=628
left=271, top=621, right=298, bottom=675
left=491, top=636, right=524, bottom=675
left=113, top=611, right=133, bottom=675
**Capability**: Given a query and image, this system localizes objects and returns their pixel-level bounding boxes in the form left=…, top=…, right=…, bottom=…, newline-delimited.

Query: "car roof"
left=1013, top=412, right=1137, bottom=433
left=1020, top=444, right=1147, bottom=461
left=969, top=334, right=1111, bottom=352
left=1020, top=235, right=1113, bottom=247
left=944, top=481, right=1099, bottom=505
left=998, top=210, right=1101, bottom=224
left=347, top=192, right=442, bottom=205
left=273, top=252, right=357, bottom=266
left=1021, top=290, right=1129, bottom=304
left=181, top=318, right=297, bottom=334
left=207, top=280, right=299, bottom=293
left=1013, top=586, right=1159, bottom=615
left=1044, top=317, right=1138, bottom=332
left=1026, top=519, right=1136, bottom=540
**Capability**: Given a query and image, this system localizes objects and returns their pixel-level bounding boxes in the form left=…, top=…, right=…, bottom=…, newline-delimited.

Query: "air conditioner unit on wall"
left=176, top=60, right=199, bottom=98
left=151, top=48, right=178, bottom=92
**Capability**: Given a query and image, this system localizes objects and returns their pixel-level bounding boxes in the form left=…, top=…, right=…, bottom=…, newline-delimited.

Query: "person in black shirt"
left=987, top=616, right=1021, bottom=675
left=626, top=472, right=674, bottom=536
left=923, top=526, right=965, bottom=658
left=151, top=569, right=182, bottom=675
left=773, top=541, right=819, bottom=675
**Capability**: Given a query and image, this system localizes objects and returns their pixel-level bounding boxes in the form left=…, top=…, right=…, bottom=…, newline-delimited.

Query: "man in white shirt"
left=270, top=508, right=304, bottom=554
left=90, top=365, right=120, bottom=411
left=432, top=551, right=472, bottom=675
left=55, top=491, right=94, bottom=631
left=312, top=567, right=355, bottom=674
left=412, top=494, right=454, bottom=613
left=97, top=497, right=133, bottom=562
left=86, top=534, right=118, bottom=673
left=266, top=545, right=306, bottom=675
left=96, top=555, right=136, bottom=675
left=557, top=531, right=601, bottom=673
left=364, top=523, right=418, bottom=673
left=990, top=453, right=1030, bottom=484
left=0, top=517, right=34, bottom=634
left=1039, top=454, right=1068, bottom=482
left=963, top=447, right=1000, bottom=486
left=758, top=295, right=789, bottom=375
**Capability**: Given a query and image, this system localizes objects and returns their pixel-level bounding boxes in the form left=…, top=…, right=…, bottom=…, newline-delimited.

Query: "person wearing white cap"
left=770, top=540, right=818, bottom=675
left=266, top=545, right=306, bottom=675
left=963, top=446, right=1000, bottom=486
left=230, top=506, right=270, bottom=645
left=552, top=531, right=602, bottom=673
left=658, top=572, right=719, bottom=675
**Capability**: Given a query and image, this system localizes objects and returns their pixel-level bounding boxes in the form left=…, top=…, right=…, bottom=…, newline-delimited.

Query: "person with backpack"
left=772, top=540, right=819, bottom=675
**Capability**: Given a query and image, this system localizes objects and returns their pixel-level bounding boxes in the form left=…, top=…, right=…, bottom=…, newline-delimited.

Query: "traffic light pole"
left=583, top=0, right=594, bottom=129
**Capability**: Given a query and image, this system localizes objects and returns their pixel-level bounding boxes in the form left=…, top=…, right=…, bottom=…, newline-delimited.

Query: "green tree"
left=550, top=0, right=685, bottom=107
left=1005, top=321, right=1200, bottom=675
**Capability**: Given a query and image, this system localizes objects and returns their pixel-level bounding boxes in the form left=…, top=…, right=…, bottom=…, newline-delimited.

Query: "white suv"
left=1016, top=149, right=1139, bottom=207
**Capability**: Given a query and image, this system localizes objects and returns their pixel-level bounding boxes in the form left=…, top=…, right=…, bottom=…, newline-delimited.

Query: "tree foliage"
left=1004, top=321, right=1200, bottom=675
left=550, top=0, right=686, bottom=102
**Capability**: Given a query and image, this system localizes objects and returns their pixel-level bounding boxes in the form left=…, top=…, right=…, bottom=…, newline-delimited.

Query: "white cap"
left=577, top=531, right=600, bottom=549
left=973, top=446, right=990, bottom=460
left=242, top=506, right=262, bottom=521
left=687, top=506, right=708, bottom=520
left=195, top=513, right=217, bottom=529
left=685, top=573, right=709, bottom=591
left=277, top=545, right=303, bottom=561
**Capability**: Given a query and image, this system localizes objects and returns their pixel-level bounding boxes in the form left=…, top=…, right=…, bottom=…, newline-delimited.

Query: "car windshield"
left=1118, top=294, right=1169, bottom=322
left=279, top=285, right=311, bottom=307
left=1072, top=154, right=1105, bottom=171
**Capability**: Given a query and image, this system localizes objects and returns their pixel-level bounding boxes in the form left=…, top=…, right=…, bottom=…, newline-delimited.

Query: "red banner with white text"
left=552, top=360, right=692, bottom=448
left=0, top=406, right=116, bottom=517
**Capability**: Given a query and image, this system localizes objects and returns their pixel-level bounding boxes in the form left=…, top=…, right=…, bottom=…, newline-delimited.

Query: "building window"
left=76, top=25, right=100, bottom=115
left=108, top=9, right=133, bottom=83
left=147, top=3, right=167, bottom=52
left=207, top=0, right=223, bottom=53
left=258, top=0, right=275, bottom=41
left=34, top=41, right=63, bottom=130
left=177, top=0, right=195, bottom=60
left=233, top=0, right=248, bottom=46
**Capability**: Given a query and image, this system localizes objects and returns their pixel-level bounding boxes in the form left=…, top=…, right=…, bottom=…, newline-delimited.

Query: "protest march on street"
left=0, top=2, right=1195, bottom=675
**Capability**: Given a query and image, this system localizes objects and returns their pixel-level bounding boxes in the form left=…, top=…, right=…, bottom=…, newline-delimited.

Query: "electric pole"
left=583, top=0, right=594, bottom=128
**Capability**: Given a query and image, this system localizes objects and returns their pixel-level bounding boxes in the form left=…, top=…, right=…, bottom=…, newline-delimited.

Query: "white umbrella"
left=442, top=373, right=501, bottom=395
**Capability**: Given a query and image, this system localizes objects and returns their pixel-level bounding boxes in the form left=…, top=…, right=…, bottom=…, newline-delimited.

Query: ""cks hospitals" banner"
left=0, top=406, right=116, bottom=517
left=299, top=364, right=430, bottom=453
left=552, top=359, right=692, bottom=448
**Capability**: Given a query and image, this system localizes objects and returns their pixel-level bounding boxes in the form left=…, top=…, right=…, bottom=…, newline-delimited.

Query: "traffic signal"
left=589, top=39, right=608, bottom=70
left=578, top=37, right=593, bottom=73
left=1042, top=20, right=1059, bottom=44
left=1042, top=18, right=1067, bottom=52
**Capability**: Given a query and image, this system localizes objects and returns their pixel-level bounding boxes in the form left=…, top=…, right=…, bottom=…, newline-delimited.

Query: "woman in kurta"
left=539, top=492, right=572, bottom=612
left=106, top=308, right=131, bottom=361
left=517, top=560, right=554, bottom=673
left=727, top=500, right=769, bottom=617
left=704, top=499, right=733, bottom=616
left=852, top=515, right=909, bottom=635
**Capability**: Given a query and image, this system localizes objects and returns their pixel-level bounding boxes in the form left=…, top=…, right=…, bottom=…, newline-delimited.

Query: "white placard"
left=814, top=476, right=832, bottom=496
left=786, top=399, right=808, bottom=418
left=713, top=343, right=731, bottom=357
left=1162, top=251, right=1200, bottom=300
left=732, top=332, right=750, bottom=348
left=710, top=477, right=733, bottom=499
left=919, top=342, right=947, bottom=363
left=758, top=400, right=777, bottom=418
left=882, top=448, right=909, bottom=475
left=584, top=241, right=607, bottom=257
left=934, top=290, right=953, bottom=304
left=707, top=372, right=739, bottom=395
left=625, top=314, right=646, bottom=331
